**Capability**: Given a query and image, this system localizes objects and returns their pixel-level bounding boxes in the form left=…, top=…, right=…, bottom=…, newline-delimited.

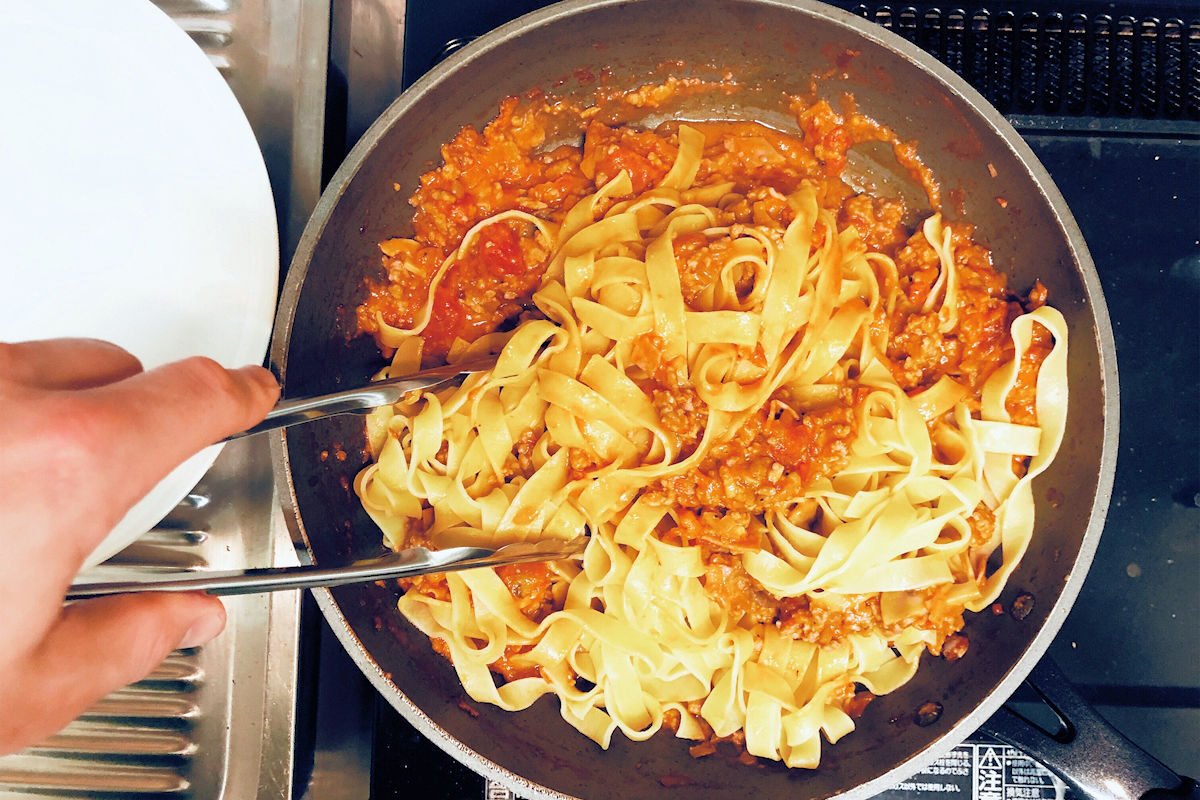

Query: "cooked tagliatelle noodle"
left=352, top=99, right=1067, bottom=768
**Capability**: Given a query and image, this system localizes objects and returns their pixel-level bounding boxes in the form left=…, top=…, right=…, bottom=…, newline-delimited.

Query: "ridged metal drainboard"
left=0, top=502, right=211, bottom=798
left=2, top=660, right=202, bottom=792
left=0, top=436, right=299, bottom=800
left=830, top=2, right=1200, bottom=119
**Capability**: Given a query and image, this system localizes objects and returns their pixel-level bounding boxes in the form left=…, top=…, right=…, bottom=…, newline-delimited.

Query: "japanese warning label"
left=484, top=738, right=1069, bottom=800
left=874, top=740, right=1069, bottom=800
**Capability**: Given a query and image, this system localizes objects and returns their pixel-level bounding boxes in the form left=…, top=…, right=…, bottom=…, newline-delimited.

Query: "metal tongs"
left=224, top=356, right=499, bottom=441
left=67, top=537, right=587, bottom=599
left=66, top=354, right=570, bottom=600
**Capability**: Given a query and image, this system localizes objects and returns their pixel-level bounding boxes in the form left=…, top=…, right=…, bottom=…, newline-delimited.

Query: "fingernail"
left=178, top=608, right=226, bottom=650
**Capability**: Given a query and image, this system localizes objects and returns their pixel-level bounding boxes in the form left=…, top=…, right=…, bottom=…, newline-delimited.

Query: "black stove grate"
left=422, top=4, right=1200, bottom=123
left=831, top=3, right=1200, bottom=119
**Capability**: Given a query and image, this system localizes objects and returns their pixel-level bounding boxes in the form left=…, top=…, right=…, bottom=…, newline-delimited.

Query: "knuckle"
left=15, top=397, right=120, bottom=542
left=177, top=356, right=238, bottom=399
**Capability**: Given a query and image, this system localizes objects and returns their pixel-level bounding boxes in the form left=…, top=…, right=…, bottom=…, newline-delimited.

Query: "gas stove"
left=297, top=3, right=1199, bottom=799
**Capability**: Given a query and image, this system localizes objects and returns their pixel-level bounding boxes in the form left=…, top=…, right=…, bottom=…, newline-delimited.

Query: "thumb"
left=0, top=593, right=225, bottom=754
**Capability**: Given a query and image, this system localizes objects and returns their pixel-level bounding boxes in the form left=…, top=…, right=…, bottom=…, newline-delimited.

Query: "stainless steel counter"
left=0, top=2, right=329, bottom=797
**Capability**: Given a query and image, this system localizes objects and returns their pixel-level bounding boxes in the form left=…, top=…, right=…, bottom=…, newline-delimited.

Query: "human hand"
left=0, top=338, right=278, bottom=754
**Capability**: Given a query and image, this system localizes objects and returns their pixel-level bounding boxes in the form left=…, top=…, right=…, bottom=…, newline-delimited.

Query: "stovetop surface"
left=302, top=2, right=1200, bottom=797
left=1021, top=132, right=1198, bottom=767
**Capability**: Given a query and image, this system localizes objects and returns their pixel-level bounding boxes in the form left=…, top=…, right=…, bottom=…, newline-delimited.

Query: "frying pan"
left=269, top=1, right=1189, bottom=797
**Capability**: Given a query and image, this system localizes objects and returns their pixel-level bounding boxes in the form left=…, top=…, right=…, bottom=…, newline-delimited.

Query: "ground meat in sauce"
left=777, top=594, right=883, bottom=646
left=357, top=98, right=591, bottom=365
left=582, top=119, right=677, bottom=192
left=911, top=585, right=968, bottom=649
left=968, top=503, right=997, bottom=547
left=701, top=550, right=780, bottom=626
left=361, top=92, right=1052, bottom=707
left=401, top=560, right=559, bottom=682
left=673, top=233, right=745, bottom=305
left=1005, top=322, right=1054, bottom=426
left=889, top=224, right=1014, bottom=392
left=645, top=389, right=860, bottom=514
left=839, top=194, right=908, bottom=255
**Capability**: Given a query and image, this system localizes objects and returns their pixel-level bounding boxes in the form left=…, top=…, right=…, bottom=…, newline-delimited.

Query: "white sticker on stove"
left=485, top=741, right=1066, bottom=800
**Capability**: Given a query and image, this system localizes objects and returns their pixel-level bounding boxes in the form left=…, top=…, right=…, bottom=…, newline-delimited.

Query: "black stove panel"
left=1022, top=133, right=1199, bottom=772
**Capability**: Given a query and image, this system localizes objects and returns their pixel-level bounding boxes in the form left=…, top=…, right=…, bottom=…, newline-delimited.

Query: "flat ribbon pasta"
left=355, top=124, right=1069, bottom=768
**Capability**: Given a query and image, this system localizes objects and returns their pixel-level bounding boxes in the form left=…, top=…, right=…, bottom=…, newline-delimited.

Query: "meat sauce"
left=398, top=561, right=560, bottom=684
left=362, top=91, right=1050, bottom=703
left=646, top=390, right=862, bottom=515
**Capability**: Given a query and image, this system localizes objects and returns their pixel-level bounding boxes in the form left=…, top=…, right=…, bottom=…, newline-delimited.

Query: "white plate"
left=0, top=2, right=278, bottom=567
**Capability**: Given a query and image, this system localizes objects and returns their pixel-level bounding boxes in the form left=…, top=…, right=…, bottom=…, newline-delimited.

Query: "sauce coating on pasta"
left=353, top=89, right=1065, bottom=768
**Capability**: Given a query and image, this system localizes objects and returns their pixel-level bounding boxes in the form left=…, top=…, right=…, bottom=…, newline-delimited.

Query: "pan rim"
left=270, top=0, right=1119, bottom=797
